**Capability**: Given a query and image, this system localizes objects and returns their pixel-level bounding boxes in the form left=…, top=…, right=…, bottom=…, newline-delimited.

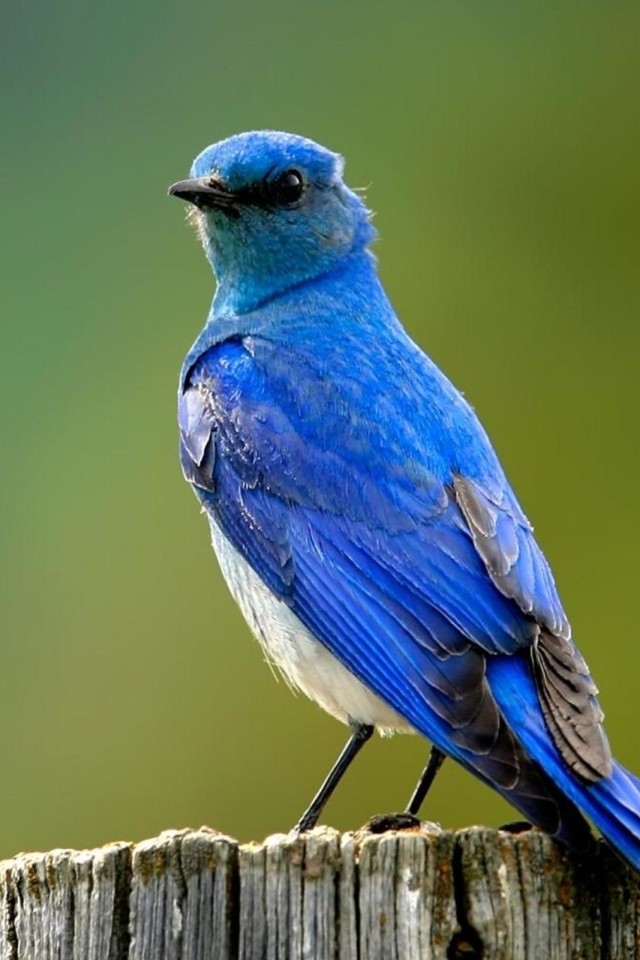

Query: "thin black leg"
left=294, top=721, right=375, bottom=832
left=405, top=746, right=446, bottom=817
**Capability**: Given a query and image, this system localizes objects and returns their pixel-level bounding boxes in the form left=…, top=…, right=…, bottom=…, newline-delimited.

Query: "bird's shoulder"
left=180, top=324, right=473, bottom=522
left=179, top=311, right=507, bottom=485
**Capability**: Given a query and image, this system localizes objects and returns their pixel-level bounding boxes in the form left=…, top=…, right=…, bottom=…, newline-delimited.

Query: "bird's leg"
left=405, top=746, right=446, bottom=817
left=294, top=721, right=374, bottom=832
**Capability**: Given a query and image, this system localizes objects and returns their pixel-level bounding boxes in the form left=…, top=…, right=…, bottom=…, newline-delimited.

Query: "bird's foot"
left=292, top=813, right=317, bottom=834
left=364, top=812, right=422, bottom=834
left=498, top=820, right=533, bottom=835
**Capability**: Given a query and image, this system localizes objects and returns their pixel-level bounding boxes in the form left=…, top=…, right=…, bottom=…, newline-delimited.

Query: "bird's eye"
left=271, top=169, right=304, bottom=206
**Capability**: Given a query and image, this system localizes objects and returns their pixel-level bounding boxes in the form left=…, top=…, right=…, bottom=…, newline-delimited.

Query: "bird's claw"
left=498, top=820, right=533, bottom=835
left=364, top=812, right=422, bottom=834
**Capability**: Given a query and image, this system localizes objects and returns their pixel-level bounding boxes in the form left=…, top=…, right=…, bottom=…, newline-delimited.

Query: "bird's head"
left=169, top=131, right=375, bottom=313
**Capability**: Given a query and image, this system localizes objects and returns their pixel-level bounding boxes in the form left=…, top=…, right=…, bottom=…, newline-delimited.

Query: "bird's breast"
left=207, top=515, right=411, bottom=735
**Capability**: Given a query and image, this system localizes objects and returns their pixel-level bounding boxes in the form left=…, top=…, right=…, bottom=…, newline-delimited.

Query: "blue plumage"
left=171, top=131, right=640, bottom=869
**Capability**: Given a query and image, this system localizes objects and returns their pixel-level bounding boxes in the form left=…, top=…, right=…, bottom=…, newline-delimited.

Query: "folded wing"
left=179, top=335, right=611, bottom=800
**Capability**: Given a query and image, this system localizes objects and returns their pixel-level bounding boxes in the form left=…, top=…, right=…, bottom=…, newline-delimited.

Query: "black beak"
left=168, top=176, right=238, bottom=211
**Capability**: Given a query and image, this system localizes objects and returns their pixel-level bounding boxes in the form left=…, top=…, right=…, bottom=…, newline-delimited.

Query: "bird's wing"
left=452, top=472, right=610, bottom=780
left=180, top=336, right=610, bottom=784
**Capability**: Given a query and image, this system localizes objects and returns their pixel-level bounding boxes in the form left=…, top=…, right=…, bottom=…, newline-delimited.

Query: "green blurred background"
left=1, top=1, right=639, bottom=857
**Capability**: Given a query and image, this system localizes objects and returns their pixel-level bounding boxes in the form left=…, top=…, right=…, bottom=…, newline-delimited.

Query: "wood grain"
left=0, top=825, right=636, bottom=959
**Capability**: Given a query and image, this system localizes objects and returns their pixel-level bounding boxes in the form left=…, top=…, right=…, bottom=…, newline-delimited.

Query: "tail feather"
left=580, top=764, right=640, bottom=857
left=488, top=655, right=640, bottom=872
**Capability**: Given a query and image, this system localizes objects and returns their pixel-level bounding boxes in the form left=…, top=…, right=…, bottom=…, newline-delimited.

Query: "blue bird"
left=170, top=131, right=640, bottom=869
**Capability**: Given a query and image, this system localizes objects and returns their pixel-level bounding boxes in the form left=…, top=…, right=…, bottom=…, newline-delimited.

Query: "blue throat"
left=204, top=203, right=376, bottom=316
left=208, top=243, right=384, bottom=321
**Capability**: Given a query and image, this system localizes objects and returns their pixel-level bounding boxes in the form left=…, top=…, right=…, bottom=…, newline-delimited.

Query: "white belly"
left=208, top=518, right=411, bottom=734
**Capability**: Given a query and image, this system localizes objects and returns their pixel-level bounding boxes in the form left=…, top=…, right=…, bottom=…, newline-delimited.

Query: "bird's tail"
left=488, top=656, right=640, bottom=872
left=575, top=762, right=640, bottom=870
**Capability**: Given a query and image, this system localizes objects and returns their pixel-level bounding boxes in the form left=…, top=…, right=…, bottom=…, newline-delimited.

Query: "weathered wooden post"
left=0, top=825, right=637, bottom=959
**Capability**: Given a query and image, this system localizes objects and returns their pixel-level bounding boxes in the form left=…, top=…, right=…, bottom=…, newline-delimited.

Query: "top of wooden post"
left=0, top=824, right=636, bottom=959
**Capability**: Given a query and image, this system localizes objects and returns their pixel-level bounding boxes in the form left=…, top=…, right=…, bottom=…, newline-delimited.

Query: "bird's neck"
left=200, top=251, right=403, bottom=361
left=210, top=245, right=381, bottom=317
left=185, top=250, right=402, bottom=386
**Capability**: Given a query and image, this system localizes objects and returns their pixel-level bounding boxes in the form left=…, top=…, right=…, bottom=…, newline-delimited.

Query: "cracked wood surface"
left=0, top=825, right=637, bottom=959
